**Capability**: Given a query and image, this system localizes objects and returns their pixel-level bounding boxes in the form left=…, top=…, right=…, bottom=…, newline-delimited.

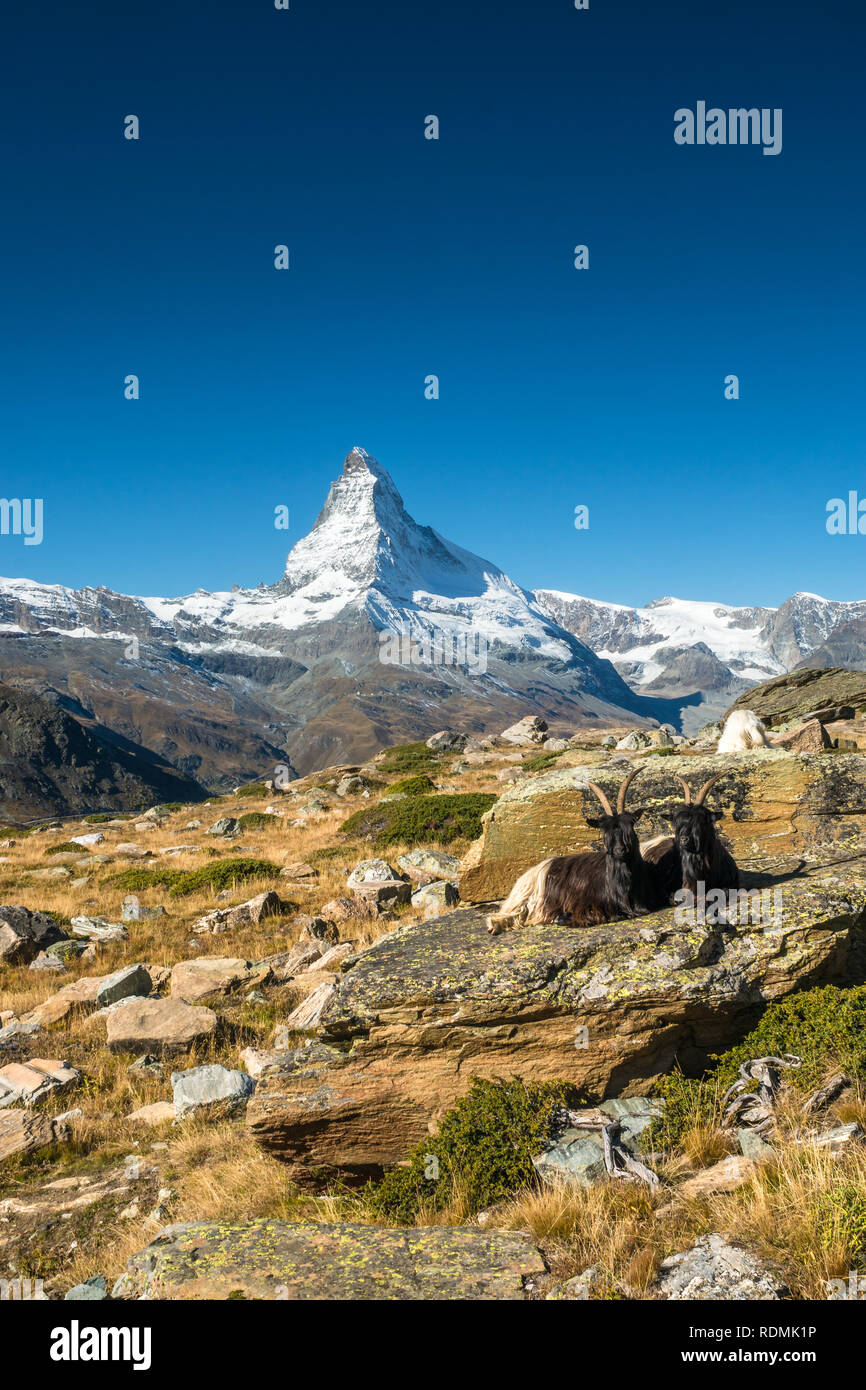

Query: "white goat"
left=716, top=709, right=769, bottom=753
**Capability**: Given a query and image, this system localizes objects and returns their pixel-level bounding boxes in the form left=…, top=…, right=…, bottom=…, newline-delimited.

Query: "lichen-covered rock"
left=654, top=1234, right=787, bottom=1300
left=247, top=860, right=866, bottom=1182
left=460, top=750, right=866, bottom=902
left=112, top=1220, right=546, bottom=1300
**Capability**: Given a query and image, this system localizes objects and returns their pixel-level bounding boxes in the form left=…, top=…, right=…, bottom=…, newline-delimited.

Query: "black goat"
left=643, top=772, right=740, bottom=902
left=486, top=768, right=667, bottom=934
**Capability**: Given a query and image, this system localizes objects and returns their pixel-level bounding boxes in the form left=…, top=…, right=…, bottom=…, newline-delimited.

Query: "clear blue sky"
left=2, top=0, right=864, bottom=608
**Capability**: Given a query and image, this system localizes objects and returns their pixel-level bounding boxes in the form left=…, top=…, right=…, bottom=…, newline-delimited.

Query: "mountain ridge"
left=1, top=448, right=865, bottom=772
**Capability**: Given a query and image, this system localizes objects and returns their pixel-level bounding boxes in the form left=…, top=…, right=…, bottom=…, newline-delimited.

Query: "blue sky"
left=2, top=0, right=864, bottom=608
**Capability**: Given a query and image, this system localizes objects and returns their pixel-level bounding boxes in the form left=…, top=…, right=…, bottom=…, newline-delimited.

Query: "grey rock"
left=425, top=731, right=468, bottom=751
left=207, top=817, right=240, bottom=838
left=96, top=964, right=153, bottom=1008
left=655, top=1234, right=787, bottom=1300
left=411, top=880, right=460, bottom=917
left=121, top=895, right=167, bottom=923
left=65, top=1276, right=108, bottom=1302
left=171, top=1064, right=256, bottom=1119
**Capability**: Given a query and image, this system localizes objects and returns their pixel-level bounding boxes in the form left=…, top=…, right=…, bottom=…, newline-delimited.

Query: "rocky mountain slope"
left=0, top=683, right=206, bottom=820
left=534, top=590, right=866, bottom=731
left=0, top=450, right=678, bottom=781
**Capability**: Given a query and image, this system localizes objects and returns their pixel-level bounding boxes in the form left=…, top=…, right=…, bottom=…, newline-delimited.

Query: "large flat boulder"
left=113, top=1220, right=545, bottom=1300
left=104, top=998, right=217, bottom=1055
left=459, top=750, right=866, bottom=902
left=247, top=859, right=866, bottom=1183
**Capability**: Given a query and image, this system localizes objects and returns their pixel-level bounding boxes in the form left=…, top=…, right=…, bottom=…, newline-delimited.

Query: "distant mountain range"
left=0, top=447, right=864, bottom=796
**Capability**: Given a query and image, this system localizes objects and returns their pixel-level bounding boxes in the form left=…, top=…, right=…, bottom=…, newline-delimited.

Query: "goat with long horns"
left=642, top=771, right=739, bottom=901
left=486, top=767, right=667, bottom=934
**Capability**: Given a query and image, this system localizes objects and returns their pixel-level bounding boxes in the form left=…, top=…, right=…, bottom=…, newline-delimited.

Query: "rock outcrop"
left=113, top=1220, right=546, bottom=1300
left=725, top=668, right=866, bottom=730
left=459, top=751, right=866, bottom=903
left=247, top=859, right=866, bottom=1183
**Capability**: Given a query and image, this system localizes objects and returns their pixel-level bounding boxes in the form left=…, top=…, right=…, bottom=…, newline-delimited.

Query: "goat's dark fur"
left=643, top=773, right=740, bottom=902
left=486, top=769, right=667, bottom=934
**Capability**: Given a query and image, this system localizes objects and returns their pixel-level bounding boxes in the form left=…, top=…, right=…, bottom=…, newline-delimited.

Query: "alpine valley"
left=1, top=447, right=864, bottom=808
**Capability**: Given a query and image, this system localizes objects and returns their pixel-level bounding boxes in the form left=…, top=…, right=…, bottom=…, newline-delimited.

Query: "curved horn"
left=616, top=766, right=644, bottom=814
left=675, top=777, right=692, bottom=805
left=582, top=782, right=614, bottom=817
left=695, top=771, right=730, bottom=806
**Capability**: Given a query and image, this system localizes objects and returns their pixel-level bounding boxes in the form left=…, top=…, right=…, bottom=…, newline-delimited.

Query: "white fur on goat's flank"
left=489, top=858, right=555, bottom=930
left=716, top=709, right=769, bottom=753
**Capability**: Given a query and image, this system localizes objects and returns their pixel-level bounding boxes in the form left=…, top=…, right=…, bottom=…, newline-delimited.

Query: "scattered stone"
left=192, top=889, right=286, bottom=934
left=411, top=880, right=460, bottom=917
left=262, top=941, right=324, bottom=982
left=27, top=976, right=104, bottom=1028
left=0, top=905, right=67, bottom=964
left=65, top=1276, right=108, bottom=1302
left=70, top=832, right=105, bottom=847
left=353, top=879, right=411, bottom=907
left=284, top=982, right=335, bottom=1031
left=128, top=1054, right=164, bottom=1077
left=96, top=964, right=153, bottom=1008
left=320, top=897, right=378, bottom=925
left=121, top=895, right=167, bottom=922
left=71, top=916, right=129, bottom=944
left=170, top=957, right=272, bottom=1003
left=679, top=1155, right=756, bottom=1199
left=346, top=858, right=401, bottom=888
left=0, top=1058, right=80, bottom=1107
left=426, top=731, right=468, bottom=751
left=616, top=730, right=653, bottom=750
left=113, top=1220, right=546, bottom=1301
left=546, top=1265, right=601, bottom=1300
left=105, top=998, right=218, bottom=1055
left=116, top=843, right=151, bottom=858
left=738, top=1128, right=775, bottom=1160
left=0, top=1109, right=71, bottom=1162
left=313, top=942, right=355, bottom=972
left=771, top=719, right=832, bottom=754
left=280, top=863, right=318, bottom=881
left=500, top=715, right=548, bottom=746
left=207, top=817, right=240, bottom=838
left=336, top=774, right=366, bottom=796
left=654, top=1234, right=787, bottom=1300
left=297, top=915, right=339, bottom=943
left=171, top=1064, right=256, bottom=1119
left=397, top=848, right=461, bottom=884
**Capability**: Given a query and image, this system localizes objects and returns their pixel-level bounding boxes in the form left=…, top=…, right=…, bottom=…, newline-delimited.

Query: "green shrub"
left=45, top=842, right=85, bottom=856
left=166, top=857, right=281, bottom=897
left=816, top=1183, right=866, bottom=1258
left=235, top=782, right=270, bottom=799
left=366, top=1076, right=580, bottom=1222
left=386, top=774, right=436, bottom=796
left=237, top=812, right=281, bottom=830
left=646, top=985, right=866, bottom=1153
left=523, top=751, right=563, bottom=774
left=377, top=742, right=438, bottom=775
left=110, top=866, right=186, bottom=893
left=340, top=793, right=495, bottom=848
left=83, top=813, right=116, bottom=824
